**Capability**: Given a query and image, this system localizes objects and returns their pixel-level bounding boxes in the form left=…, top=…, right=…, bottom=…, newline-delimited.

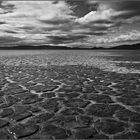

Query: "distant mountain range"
left=0, top=43, right=140, bottom=50
left=110, top=43, right=140, bottom=50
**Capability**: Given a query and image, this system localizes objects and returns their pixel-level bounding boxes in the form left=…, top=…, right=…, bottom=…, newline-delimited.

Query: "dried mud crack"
left=0, top=55, right=140, bottom=139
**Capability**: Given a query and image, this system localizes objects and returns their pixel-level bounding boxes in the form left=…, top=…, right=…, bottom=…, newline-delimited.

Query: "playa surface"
left=0, top=50, right=140, bottom=139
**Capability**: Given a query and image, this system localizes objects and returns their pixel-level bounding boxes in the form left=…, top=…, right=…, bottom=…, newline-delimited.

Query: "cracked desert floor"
left=0, top=50, right=140, bottom=139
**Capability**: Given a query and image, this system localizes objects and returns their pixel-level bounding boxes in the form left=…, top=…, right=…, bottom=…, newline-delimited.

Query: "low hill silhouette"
left=0, top=43, right=139, bottom=50
left=110, top=43, right=140, bottom=50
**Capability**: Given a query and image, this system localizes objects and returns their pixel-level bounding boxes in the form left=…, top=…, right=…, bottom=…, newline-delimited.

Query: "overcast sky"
left=0, top=0, right=140, bottom=48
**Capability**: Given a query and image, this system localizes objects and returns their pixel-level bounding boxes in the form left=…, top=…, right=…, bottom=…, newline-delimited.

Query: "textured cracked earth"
left=0, top=51, right=140, bottom=139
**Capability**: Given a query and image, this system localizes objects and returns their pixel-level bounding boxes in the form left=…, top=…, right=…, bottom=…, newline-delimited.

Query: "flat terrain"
left=0, top=50, right=140, bottom=139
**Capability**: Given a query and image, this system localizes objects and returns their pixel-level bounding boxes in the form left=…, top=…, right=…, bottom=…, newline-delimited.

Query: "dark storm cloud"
left=19, top=26, right=34, bottom=31
left=109, top=2, right=140, bottom=21
left=40, top=18, right=71, bottom=25
left=81, top=32, right=107, bottom=36
left=112, top=1, right=140, bottom=13
left=0, top=36, right=21, bottom=44
left=92, top=20, right=113, bottom=24
left=0, top=21, right=5, bottom=24
left=0, top=1, right=15, bottom=14
left=66, top=0, right=98, bottom=17
left=103, top=1, right=140, bottom=20
left=48, top=35, right=87, bottom=44
left=5, top=30, right=17, bottom=34
left=82, top=24, right=110, bottom=30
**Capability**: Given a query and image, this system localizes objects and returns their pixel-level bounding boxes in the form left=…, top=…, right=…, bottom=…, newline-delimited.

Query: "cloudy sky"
left=0, top=0, right=140, bottom=48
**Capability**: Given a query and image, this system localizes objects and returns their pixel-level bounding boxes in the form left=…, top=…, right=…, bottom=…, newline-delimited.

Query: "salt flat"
left=0, top=50, right=140, bottom=139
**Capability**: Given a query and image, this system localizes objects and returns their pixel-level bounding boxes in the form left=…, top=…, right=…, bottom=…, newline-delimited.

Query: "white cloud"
left=2, top=1, right=73, bottom=20
left=0, top=1, right=74, bottom=39
left=87, top=30, right=140, bottom=46
left=111, top=30, right=140, bottom=42
left=76, top=3, right=127, bottom=24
